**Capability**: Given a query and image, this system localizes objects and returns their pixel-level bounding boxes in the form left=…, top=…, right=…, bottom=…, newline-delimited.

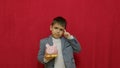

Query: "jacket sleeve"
left=67, top=36, right=82, bottom=53
left=37, top=40, right=46, bottom=64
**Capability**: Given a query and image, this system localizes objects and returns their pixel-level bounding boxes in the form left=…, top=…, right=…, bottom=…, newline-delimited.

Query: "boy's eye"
left=54, top=27, right=64, bottom=31
left=54, top=27, right=58, bottom=29
left=60, top=29, right=63, bottom=31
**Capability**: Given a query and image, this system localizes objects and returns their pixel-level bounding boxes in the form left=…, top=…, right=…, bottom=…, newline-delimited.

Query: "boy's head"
left=51, top=16, right=67, bottom=29
left=50, top=16, right=67, bottom=39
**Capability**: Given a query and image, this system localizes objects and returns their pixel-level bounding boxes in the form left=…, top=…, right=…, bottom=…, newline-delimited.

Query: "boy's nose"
left=56, top=29, right=60, bottom=33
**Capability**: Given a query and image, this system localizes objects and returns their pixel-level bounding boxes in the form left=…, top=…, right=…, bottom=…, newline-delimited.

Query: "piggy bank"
left=45, top=43, right=58, bottom=58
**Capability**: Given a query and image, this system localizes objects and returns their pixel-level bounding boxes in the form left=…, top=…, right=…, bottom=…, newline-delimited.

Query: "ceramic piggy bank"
left=45, top=43, right=58, bottom=58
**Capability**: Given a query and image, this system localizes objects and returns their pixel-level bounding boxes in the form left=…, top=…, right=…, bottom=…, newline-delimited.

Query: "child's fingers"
left=64, top=29, right=66, bottom=33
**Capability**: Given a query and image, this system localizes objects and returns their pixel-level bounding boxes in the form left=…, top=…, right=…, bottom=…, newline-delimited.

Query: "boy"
left=38, top=16, right=81, bottom=68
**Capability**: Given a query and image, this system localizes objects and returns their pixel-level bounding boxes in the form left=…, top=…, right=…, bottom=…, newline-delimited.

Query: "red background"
left=0, top=0, right=120, bottom=68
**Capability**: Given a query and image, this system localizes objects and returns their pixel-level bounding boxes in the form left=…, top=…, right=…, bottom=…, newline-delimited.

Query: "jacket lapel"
left=47, top=35, right=53, bottom=46
left=61, top=37, right=66, bottom=51
left=47, top=35, right=66, bottom=50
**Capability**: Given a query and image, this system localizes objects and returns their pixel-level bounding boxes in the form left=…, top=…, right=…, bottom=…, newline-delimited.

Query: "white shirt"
left=43, top=36, right=74, bottom=67
left=52, top=38, right=65, bottom=68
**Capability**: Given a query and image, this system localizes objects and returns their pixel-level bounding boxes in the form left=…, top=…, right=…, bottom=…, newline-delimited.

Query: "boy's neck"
left=52, top=37, right=60, bottom=39
left=51, top=35, right=62, bottom=39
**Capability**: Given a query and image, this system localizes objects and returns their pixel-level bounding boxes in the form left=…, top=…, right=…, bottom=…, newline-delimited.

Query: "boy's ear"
left=50, top=25, right=52, bottom=31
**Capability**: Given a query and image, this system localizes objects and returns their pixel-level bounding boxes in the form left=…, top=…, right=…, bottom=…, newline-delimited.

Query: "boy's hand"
left=44, top=54, right=54, bottom=61
left=64, top=30, right=71, bottom=39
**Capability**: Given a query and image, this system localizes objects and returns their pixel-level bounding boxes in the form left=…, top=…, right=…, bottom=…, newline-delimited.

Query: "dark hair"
left=51, top=16, right=67, bottom=29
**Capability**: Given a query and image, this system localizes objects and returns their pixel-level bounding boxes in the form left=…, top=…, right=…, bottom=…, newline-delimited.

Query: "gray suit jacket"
left=38, top=35, right=81, bottom=68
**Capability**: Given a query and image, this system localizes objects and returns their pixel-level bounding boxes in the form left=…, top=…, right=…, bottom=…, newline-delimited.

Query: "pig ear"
left=46, top=43, right=49, bottom=47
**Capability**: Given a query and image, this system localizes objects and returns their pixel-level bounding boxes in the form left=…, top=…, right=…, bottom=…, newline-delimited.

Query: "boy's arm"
left=38, top=40, right=46, bottom=64
left=38, top=39, right=54, bottom=64
left=64, top=30, right=82, bottom=52
left=67, top=36, right=81, bottom=52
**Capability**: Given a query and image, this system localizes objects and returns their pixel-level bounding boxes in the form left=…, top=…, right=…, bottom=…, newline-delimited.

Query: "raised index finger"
left=64, top=29, right=66, bottom=33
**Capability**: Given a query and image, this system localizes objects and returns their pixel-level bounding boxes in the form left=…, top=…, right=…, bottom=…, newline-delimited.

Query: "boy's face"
left=50, top=23, right=65, bottom=39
